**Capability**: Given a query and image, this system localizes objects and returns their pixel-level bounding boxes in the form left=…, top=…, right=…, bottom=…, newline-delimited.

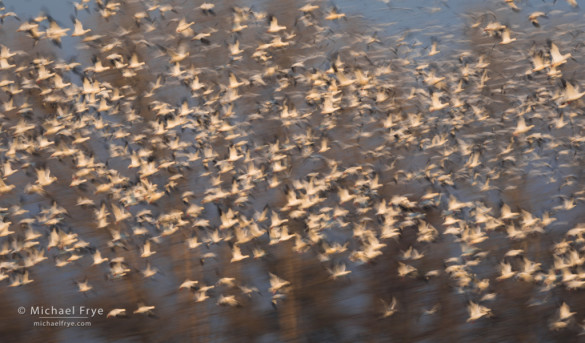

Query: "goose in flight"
left=76, top=279, right=92, bottom=293
left=467, top=301, right=492, bottom=321
left=45, top=17, right=70, bottom=47
left=71, top=18, right=91, bottom=37
left=328, top=263, right=351, bottom=279
left=550, top=43, right=571, bottom=67
left=134, top=304, right=156, bottom=315
left=558, top=81, right=585, bottom=105
left=107, top=308, right=126, bottom=318
left=380, top=297, right=398, bottom=318
left=528, top=12, right=547, bottom=27
left=269, top=273, right=290, bottom=293
left=267, top=16, right=286, bottom=33
left=325, top=7, right=346, bottom=20
left=179, top=279, right=199, bottom=291
left=499, top=27, right=516, bottom=45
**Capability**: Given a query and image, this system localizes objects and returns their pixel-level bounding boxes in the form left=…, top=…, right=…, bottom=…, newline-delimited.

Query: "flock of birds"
left=1, top=0, right=585, bottom=340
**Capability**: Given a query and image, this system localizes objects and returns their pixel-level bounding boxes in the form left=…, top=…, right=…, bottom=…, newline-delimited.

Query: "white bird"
left=513, top=117, right=534, bottom=136
left=194, top=286, right=213, bottom=302
left=328, top=263, right=352, bottom=279
left=550, top=302, right=576, bottom=330
left=0, top=221, right=13, bottom=237
left=217, top=294, right=240, bottom=307
left=325, top=8, right=346, bottom=20
left=71, top=18, right=91, bottom=36
left=0, top=179, right=15, bottom=194
left=429, top=92, right=448, bottom=112
left=92, top=250, right=108, bottom=265
left=107, top=308, right=126, bottom=318
left=531, top=53, right=548, bottom=73
left=77, top=279, right=92, bottom=293
left=467, top=301, right=492, bottom=321
left=110, top=203, right=131, bottom=222
left=559, top=302, right=575, bottom=321
left=559, top=82, right=585, bottom=105
left=45, top=19, right=70, bottom=46
left=36, top=168, right=57, bottom=187
left=142, top=263, right=158, bottom=278
left=550, top=43, right=571, bottom=67
left=175, top=18, right=194, bottom=33
left=380, top=297, right=398, bottom=318
left=500, top=204, right=519, bottom=220
left=566, top=0, right=578, bottom=7
left=497, top=261, right=516, bottom=281
left=230, top=244, right=249, bottom=263
left=186, top=236, right=202, bottom=249
left=179, top=279, right=199, bottom=290
left=140, top=240, right=156, bottom=258
left=267, top=16, right=286, bottom=33
left=269, top=273, right=290, bottom=293
left=429, top=41, right=440, bottom=56
left=134, top=304, right=155, bottom=315
left=499, top=27, right=516, bottom=45
left=528, top=12, right=547, bottom=27
left=300, top=4, right=319, bottom=13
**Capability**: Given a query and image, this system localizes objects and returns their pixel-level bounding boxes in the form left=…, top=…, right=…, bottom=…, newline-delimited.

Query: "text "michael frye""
left=30, top=306, right=104, bottom=317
